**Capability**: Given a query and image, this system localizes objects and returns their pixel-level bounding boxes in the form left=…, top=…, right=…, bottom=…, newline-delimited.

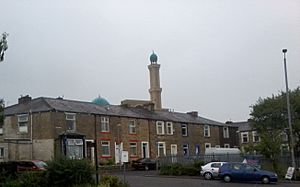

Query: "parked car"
left=0, top=160, right=47, bottom=175
left=218, top=162, right=278, bottom=184
left=131, top=158, right=157, bottom=170
left=200, top=162, right=226, bottom=180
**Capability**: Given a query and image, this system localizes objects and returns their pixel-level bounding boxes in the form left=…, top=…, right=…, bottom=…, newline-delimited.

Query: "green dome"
left=150, top=52, right=158, bottom=63
left=92, top=96, right=110, bottom=106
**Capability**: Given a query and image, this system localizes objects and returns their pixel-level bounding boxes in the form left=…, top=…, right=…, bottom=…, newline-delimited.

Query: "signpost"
left=285, top=167, right=295, bottom=180
left=121, top=151, right=128, bottom=183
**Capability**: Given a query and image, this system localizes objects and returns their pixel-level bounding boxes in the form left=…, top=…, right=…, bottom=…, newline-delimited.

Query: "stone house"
left=231, top=121, right=289, bottom=155
left=0, top=95, right=239, bottom=164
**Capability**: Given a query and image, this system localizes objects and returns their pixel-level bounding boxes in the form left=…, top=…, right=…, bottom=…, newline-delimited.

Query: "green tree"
left=250, top=88, right=300, bottom=171
left=0, top=99, right=4, bottom=127
left=0, top=32, right=8, bottom=62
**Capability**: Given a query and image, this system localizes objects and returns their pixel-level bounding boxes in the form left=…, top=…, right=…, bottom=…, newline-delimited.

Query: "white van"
left=204, top=148, right=241, bottom=163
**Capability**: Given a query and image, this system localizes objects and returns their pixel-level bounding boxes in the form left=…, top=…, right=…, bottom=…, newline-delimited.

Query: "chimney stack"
left=187, top=111, right=198, bottom=117
left=18, top=95, right=32, bottom=104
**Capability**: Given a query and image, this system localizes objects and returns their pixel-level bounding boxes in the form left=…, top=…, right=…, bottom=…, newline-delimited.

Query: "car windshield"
left=33, top=161, right=47, bottom=168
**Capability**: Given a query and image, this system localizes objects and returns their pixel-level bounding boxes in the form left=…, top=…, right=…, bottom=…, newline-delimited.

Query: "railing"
left=158, top=154, right=300, bottom=168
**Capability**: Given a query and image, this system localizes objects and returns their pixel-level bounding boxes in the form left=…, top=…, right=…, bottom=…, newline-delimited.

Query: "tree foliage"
left=0, top=32, right=8, bottom=62
left=0, top=99, right=4, bottom=127
left=250, top=87, right=300, bottom=160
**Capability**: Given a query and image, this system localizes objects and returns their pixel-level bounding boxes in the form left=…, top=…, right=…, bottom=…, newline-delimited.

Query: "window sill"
left=100, top=132, right=110, bottom=134
left=100, top=155, right=112, bottom=159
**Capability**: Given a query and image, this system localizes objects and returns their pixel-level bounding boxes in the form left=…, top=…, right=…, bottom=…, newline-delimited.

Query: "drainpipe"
left=94, top=114, right=99, bottom=184
left=148, top=119, right=151, bottom=158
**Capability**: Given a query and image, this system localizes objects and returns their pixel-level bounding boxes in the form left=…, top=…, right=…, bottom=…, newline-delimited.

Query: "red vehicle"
left=0, top=160, right=47, bottom=175
left=16, top=160, right=47, bottom=172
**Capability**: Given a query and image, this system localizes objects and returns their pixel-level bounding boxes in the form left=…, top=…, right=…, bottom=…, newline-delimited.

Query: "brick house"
left=0, top=95, right=239, bottom=164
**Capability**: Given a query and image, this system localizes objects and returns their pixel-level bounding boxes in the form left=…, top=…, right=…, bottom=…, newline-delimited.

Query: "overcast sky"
left=0, top=0, right=299, bottom=122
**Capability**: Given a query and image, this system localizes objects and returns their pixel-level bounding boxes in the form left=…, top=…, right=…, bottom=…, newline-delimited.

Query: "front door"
left=141, top=142, right=149, bottom=158
left=86, top=140, right=95, bottom=165
left=115, top=142, right=123, bottom=164
left=171, top=144, right=177, bottom=163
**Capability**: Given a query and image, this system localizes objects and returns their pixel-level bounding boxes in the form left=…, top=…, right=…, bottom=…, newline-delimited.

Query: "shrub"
left=160, top=164, right=182, bottom=176
left=99, top=159, right=115, bottom=166
left=100, top=176, right=130, bottom=187
left=159, top=163, right=200, bottom=176
left=193, top=160, right=204, bottom=169
left=181, top=166, right=199, bottom=176
left=2, top=179, right=21, bottom=187
left=19, top=171, right=47, bottom=187
left=45, top=156, right=94, bottom=187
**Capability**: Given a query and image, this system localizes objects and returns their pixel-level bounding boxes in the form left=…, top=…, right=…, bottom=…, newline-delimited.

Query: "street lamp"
left=282, top=49, right=296, bottom=170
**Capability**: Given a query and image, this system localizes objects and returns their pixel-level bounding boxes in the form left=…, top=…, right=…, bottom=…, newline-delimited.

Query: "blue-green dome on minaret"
left=92, top=95, right=110, bottom=106
left=150, top=51, right=158, bottom=63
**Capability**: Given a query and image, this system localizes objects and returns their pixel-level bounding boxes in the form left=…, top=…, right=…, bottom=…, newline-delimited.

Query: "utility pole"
left=282, top=49, right=296, bottom=172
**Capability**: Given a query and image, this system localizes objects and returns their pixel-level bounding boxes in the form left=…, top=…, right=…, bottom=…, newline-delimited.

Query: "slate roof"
left=4, top=97, right=225, bottom=126
left=229, top=121, right=253, bottom=132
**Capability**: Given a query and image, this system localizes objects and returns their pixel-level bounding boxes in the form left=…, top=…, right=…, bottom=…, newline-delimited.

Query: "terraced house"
left=0, top=53, right=239, bottom=164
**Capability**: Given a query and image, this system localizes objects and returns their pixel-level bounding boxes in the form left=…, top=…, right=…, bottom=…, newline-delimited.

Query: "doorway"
left=141, top=141, right=149, bottom=158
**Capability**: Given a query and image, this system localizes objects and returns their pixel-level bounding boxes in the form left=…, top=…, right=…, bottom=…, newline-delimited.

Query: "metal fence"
left=158, top=154, right=300, bottom=169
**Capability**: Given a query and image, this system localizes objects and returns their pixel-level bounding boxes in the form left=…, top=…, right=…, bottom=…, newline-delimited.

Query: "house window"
left=129, top=120, right=136, bottom=134
left=0, top=147, right=4, bottom=158
left=101, top=117, right=109, bottom=132
left=252, top=131, right=260, bottom=143
left=157, top=142, right=166, bottom=157
left=129, top=142, right=137, bottom=156
left=215, top=145, right=220, bottom=148
left=66, top=139, right=83, bottom=159
left=204, top=125, right=210, bottom=137
left=241, top=132, right=249, bottom=143
left=224, top=144, right=230, bottom=148
left=205, top=143, right=211, bottom=149
left=101, top=141, right=110, bottom=156
left=181, top=124, right=188, bottom=136
left=183, top=144, right=189, bottom=156
left=223, top=126, right=229, bottom=138
left=156, top=121, right=164, bottom=135
left=18, top=114, right=29, bottom=133
left=65, top=113, right=76, bottom=131
left=166, top=122, right=173, bottom=135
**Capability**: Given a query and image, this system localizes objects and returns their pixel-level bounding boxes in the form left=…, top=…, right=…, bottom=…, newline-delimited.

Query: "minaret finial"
left=150, top=51, right=158, bottom=64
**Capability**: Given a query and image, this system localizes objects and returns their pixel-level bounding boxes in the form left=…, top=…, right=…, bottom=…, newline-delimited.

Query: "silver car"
left=200, top=162, right=226, bottom=180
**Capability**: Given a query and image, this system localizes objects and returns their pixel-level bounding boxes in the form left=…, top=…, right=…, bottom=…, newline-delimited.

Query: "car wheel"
left=204, top=172, right=213, bottom=180
left=262, top=176, right=270, bottom=184
left=145, top=165, right=149, bottom=171
left=223, top=175, right=231, bottom=183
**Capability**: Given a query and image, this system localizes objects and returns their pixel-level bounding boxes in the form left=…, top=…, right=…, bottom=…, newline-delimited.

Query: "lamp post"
left=282, top=49, right=296, bottom=170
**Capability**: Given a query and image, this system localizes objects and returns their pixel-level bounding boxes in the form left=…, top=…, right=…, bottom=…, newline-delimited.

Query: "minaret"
left=148, top=51, right=162, bottom=110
